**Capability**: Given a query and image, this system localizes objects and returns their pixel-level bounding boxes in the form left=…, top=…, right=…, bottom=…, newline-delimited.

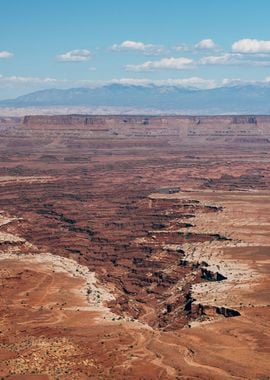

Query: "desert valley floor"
left=0, top=115, right=269, bottom=379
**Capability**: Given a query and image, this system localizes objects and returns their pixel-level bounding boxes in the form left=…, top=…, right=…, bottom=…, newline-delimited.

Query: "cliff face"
left=21, top=115, right=270, bottom=145
left=23, top=114, right=270, bottom=125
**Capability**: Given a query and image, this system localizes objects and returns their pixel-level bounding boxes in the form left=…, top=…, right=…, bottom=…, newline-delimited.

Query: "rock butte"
left=0, top=115, right=269, bottom=379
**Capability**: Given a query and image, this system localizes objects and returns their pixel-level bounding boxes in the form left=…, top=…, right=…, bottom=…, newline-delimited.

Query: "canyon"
left=0, top=115, right=269, bottom=379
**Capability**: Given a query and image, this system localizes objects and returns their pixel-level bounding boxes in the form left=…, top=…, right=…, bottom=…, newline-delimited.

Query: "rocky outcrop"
left=191, top=303, right=240, bottom=318
left=201, top=268, right=227, bottom=281
left=231, top=116, right=257, bottom=124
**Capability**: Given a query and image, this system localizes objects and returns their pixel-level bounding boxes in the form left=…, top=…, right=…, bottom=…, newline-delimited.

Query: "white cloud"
left=111, top=40, right=163, bottom=55
left=125, top=57, right=194, bottom=71
left=200, top=53, right=270, bottom=66
left=0, top=74, right=64, bottom=85
left=200, top=54, right=233, bottom=65
left=56, top=49, right=91, bottom=62
left=2, top=75, right=216, bottom=90
left=232, top=39, right=270, bottom=53
left=110, top=77, right=217, bottom=89
left=110, top=78, right=152, bottom=86
left=112, top=40, right=149, bottom=50
left=245, top=60, right=270, bottom=66
left=173, top=44, right=192, bottom=52
left=195, top=39, right=218, bottom=50
left=111, top=77, right=270, bottom=89
left=175, top=39, right=218, bottom=52
left=0, top=51, right=13, bottom=59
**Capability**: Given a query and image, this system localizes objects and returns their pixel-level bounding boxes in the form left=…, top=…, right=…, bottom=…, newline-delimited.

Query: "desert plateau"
left=0, top=115, right=269, bottom=379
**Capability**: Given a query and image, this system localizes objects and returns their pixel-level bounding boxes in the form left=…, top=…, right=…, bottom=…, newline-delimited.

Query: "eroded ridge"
left=149, top=189, right=270, bottom=327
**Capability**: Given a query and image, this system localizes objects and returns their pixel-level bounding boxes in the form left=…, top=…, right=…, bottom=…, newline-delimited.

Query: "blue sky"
left=1, top=0, right=270, bottom=99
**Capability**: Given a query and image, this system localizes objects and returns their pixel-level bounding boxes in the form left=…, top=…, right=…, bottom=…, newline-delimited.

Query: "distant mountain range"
left=1, top=83, right=270, bottom=114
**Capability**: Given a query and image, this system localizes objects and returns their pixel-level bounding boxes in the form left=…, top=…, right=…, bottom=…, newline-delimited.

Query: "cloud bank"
left=0, top=51, right=13, bottom=59
left=232, top=39, right=270, bottom=53
left=56, top=49, right=91, bottom=62
left=111, top=40, right=163, bottom=55
left=125, top=57, right=194, bottom=71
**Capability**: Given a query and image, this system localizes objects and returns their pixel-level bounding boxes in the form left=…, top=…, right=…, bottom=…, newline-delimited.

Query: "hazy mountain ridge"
left=1, top=83, right=270, bottom=114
